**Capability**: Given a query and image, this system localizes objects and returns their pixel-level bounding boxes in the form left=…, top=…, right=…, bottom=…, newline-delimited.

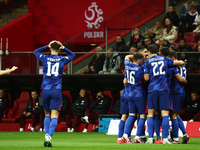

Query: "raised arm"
left=34, top=45, right=49, bottom=60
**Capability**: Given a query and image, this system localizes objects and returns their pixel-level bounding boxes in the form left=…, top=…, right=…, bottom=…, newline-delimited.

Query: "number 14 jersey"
left=144, top=55, right=174, bottom=93
left=34, top=45, right=75, bottom=90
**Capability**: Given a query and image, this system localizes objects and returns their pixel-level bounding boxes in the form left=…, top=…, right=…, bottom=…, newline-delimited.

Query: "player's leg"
left=170, top=112, right=180, bottom=144
left=158, top=91, right=171, bottom=144
left=117, top=114, right=128, bottom=143
left=154, top=110, right=162, bottom=143
left=117, top=94, right=129, bottom=143
left=146, top=92, right=158, bottom=144
left=122, top=95, right=137, bottom=143
left=134, top=97, right=146, bottom=143
left=48, top=110, right=60, bottom=137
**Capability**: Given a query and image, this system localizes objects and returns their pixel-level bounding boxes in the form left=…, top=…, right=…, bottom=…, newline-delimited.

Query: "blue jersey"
left=124, top=59, right=144, bottom=97
left=167, top=66, right=177, bottom=93
left=34, top=45, right=75, bottom=90
left=171, top=65, right=186, bottom=94
left=144, top=55, right=174, bottom=93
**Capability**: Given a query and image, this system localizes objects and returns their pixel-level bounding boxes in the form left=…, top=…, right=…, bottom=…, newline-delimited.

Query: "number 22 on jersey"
left=46, top=62, right=60, bottom=77
left=151, top=61, right=165, bottom=76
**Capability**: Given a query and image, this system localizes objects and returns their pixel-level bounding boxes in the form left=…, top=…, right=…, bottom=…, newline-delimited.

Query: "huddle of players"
left=117, top=44, right=189, bottom=144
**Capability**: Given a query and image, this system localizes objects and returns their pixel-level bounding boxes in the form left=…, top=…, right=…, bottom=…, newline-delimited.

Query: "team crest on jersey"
left=84, top=2, right=103, bottom=29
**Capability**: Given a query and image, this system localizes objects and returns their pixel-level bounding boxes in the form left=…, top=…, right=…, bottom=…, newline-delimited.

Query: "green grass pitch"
left=0, top=132, right=200, bottom=150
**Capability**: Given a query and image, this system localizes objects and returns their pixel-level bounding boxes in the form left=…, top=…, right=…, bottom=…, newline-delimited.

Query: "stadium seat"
left=187, top=42, right=197, bottom=50
left=19, top=91, right=30, bottom=103
left=103, top=90, right=114, bottom=114
left=184, top=32, right=199, bottom=43
left=62, top=90, right=73, bottom=103
left=174, top=32, right=182, bottom=43
left=86, top=90, right=93, bottom=102
left=170, top=43, right=179, bottom=50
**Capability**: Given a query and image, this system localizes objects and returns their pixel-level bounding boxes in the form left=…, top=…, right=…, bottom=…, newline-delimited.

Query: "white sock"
left=123, top=134, right=128, bottom=138
left=20, top=128, right=23, bottom=132
left=31, top=127, right=34, bottom=132
left=135, top=136, right=140, bottom=139
left=85, top=116, right=88, bottom=120
left=173, top=137, right=179, bottom=141
left=118, top=138, right=121, bottom=140
left=67, top=128, right=70, bottom=132
left=39, top=128, right=42, bottom=132
left=70, top=128, right=74, bottom=132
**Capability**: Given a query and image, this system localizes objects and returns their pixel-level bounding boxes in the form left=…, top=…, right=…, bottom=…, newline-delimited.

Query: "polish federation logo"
left=84, top=2, right=103, bottom=29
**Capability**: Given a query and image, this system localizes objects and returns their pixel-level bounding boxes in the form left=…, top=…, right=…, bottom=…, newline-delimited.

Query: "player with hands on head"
left=34, top=40, right=75, bottom=147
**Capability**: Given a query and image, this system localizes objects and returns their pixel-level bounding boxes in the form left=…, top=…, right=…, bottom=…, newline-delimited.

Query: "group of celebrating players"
left=117, top=44, right=190, bottom=144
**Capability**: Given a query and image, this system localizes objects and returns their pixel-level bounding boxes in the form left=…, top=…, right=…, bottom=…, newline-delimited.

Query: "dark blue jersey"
left=124, top=59, right=144, bottom=97
left=34, top=45, right=75, bottom=90
left=144, top=55, right=174, bottom=93
left=168, top=66, right=177, bottom=94
left=171, top=65, right=186, bottom=94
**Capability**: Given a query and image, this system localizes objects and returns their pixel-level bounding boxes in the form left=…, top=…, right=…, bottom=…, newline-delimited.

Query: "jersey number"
left=179, top=66, right=186, bottom=79
left=47, top=62, right=59, bottom=77
left=151, top=61, right=165, bottom=76
left=126, top=70, right=135, bottom=84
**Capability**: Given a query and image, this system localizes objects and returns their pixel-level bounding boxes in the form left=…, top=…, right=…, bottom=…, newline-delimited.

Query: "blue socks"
left=162, top=116, right=169, bottom=138
left=177, top=116, right=187, bottom=135
left=154, top=115, right=161, bottom=140
left=44, top=116, right=51, bottom=135
left=49, top=118, right=58, bottom=137
left=172, top=119, right=179, bottom=138
left=124, top=115, right=136, bottom=136
left=147, top=117, right=154, bottom=138
left=136, top=118, right=145, bottom=136
left=118, top=120, right=125, bottom=138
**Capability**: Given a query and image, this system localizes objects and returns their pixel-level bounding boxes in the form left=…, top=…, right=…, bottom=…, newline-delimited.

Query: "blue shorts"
left=171, top=93, right=185, bottom=113
left=120, top=89, right=129, bottom=115
left=147, top=91, right=170, bottom=110
left=128, top=91, right=146, bottom=115
left=42, top=89, right=62, bottom=111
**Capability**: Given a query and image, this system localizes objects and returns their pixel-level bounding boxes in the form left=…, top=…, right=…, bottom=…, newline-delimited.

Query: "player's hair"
left=160, top=46, right=169, bottom=56
left=97, top=91, right=104, bottom=96
left=137, top=45, right=145, bottom=51
left=133, top=53, right=143, bottom=62
left=168, top=50, right=177, bottom=59
left=138, top=48, right=145, bottom=53
left=50, top=42, right=61, bottom=51
left=147, top=44, right=158, bottom=54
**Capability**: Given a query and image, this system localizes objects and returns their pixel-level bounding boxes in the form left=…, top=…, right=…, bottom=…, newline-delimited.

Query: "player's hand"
left=48, top=40, right=57, bottom=48
left=56, top=41, right=64, bottom=49
left=23, top=111, right=26, bottom=115
left=10, top=66, right=18, bottom=72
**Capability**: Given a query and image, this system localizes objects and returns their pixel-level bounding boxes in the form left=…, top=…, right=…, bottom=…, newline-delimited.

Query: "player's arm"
left=125, top=55, right=133, bottom=61
left=175, top=73, right=187, bottom=84
left=0, top=66, right=18, bottom=76
left=123, top=78, right=128, bottom=85
left=144, top=74, right=149, bottom=81
left=173, top=60, right=185, bottom=66
left=34, top=45, right=49, bottom=61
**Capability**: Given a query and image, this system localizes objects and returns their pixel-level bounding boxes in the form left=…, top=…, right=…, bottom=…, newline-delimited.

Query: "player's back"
left=41, top=54, right=68, bottom=90
left=171, top=65, right=186, bottom=94
left=125, top=60, right=144, bottom=97
left=144, top=55, right=173, bottom=93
